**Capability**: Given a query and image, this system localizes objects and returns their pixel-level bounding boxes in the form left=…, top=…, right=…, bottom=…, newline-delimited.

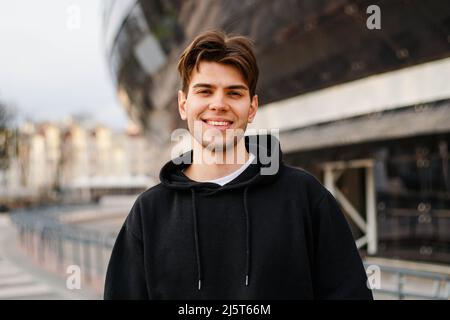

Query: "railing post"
left=95, top=233, right=104, bottom=280
left=83, top=235, right=91, bottom=284
left=57, top=229, right=64, bottom=272
left=398, top=273, right=405, bottom=300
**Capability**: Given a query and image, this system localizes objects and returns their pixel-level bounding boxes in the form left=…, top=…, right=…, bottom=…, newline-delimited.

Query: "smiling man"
left=104, top=30, right=373, bottom=300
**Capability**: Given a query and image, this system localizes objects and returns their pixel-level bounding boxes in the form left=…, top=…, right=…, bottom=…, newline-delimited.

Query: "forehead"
left=189, top=61, right=247, bottom=88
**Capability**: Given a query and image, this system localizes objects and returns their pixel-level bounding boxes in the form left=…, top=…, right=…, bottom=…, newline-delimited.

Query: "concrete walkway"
left=0, top=215, right=101, bottom=300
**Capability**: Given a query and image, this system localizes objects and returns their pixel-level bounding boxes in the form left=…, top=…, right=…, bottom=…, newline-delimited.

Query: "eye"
left=198, top=90, right=211, bottom=95
left=229, top=91, right=242, bottom=97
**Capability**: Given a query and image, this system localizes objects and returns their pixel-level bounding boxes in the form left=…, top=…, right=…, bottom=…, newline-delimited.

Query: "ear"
left=178, top=90, right=187, bottom=120
left=247, top=94, right=259, bottom=123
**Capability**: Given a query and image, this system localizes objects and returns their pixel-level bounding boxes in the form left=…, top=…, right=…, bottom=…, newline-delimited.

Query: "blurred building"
left=0, top=120, right=156, bottom=206
left=28, top=123, right=61, bottom=191
left=61, top=120, right=156, bottom=202
left=102, top=0, right=450, bottom=263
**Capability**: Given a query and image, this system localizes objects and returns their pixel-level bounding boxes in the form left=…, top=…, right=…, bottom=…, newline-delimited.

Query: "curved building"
left=103, top=0, right=450, bottom=263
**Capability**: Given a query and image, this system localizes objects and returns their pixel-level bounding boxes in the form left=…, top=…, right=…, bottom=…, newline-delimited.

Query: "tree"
left=0, top=100, right=17, bottom=188
left=0, top=100, right=15, bottom=129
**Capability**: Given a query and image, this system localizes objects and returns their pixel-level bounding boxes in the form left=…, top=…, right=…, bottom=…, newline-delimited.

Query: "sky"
left=0, top=0, right=129, bottom=130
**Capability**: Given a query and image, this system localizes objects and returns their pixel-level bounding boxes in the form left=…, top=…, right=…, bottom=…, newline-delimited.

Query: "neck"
left=184, top=137, right=250, bottom=182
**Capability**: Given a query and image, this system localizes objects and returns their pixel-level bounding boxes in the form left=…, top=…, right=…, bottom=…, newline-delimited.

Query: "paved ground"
left=0, top=215, right=101, bottom=300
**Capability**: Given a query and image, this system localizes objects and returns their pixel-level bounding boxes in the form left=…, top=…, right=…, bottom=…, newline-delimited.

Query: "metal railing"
left=10, top=206, right=119, bottom=293
left=364, top=262, right=450, bottom=300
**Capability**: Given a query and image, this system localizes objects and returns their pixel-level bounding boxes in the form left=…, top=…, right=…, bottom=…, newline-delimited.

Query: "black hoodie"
left=104, top=135, right=373, bottom=300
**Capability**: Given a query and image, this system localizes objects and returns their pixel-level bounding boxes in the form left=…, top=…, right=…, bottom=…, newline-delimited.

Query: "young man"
left=104, top=30, right=373, bottom=300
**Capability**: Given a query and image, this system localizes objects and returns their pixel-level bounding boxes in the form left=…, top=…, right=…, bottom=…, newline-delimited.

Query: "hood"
left=160, top=134, right=283, bottom=194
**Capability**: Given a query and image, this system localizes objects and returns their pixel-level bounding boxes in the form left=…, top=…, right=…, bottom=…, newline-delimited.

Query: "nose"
left=208, top=92, right=229, bottom=111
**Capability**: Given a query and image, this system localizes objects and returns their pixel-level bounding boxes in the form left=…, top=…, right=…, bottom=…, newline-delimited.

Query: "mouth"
left=201, top=118, right=234, bottom=130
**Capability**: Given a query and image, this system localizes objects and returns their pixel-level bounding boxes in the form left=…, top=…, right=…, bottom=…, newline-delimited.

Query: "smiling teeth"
left=206, top=120, right=230, bottom=126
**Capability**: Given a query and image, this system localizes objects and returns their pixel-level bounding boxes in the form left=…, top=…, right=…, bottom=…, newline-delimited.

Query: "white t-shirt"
left=189, top=153, right=255, bottom=186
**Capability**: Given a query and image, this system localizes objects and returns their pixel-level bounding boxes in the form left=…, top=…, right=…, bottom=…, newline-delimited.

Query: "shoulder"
left=280, top=165, right=346, bottom=223
left=281, top=164, right=317, bottom=179
left=279, top=164, right=329, bottom=206
left=130, top=182, right=174, bottom=216
left=136, top=182, right=170, bottom=202
left=281, top=164, right=326, bottom=191
left=123, top=183, right=168, bottom=236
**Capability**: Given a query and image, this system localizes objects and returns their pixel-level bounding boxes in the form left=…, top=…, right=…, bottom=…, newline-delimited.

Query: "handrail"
left=10, top=206, right=119, bottom=293
left=363, top=262, right=450, bottom=300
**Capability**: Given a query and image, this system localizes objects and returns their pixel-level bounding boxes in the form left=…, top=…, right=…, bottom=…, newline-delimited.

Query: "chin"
left=201, top=136, right=238, bottom=153
left=191, top=124, right=247, bottom=151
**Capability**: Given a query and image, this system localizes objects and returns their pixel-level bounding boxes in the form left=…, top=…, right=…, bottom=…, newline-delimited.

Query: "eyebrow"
left=192, top=83, right=248, bottom=91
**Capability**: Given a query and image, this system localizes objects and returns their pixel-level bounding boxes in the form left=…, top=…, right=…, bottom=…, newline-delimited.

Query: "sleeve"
left=312, top=191, right=373, bottom=300
left=104, top=202, right=148, bottom=299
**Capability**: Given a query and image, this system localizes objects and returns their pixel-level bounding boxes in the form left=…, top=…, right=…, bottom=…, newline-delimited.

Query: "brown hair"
left=177, top=30, right=259, bottom=98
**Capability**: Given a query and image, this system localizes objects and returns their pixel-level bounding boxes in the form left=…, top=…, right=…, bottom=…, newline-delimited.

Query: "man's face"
left=178, top=61, right=258, bottom=152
